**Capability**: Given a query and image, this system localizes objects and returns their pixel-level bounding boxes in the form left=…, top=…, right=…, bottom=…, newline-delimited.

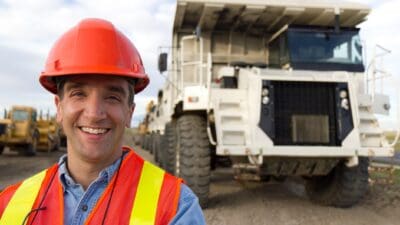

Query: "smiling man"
left=0, top=18, right=205, bottom=225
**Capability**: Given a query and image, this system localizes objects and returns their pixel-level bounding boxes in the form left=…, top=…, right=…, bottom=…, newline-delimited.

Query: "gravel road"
left=1, top=133, right=399, bottom=225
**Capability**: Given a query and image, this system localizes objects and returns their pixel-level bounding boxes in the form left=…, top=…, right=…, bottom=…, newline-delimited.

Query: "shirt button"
left=81, top=205, right=88, bottom=212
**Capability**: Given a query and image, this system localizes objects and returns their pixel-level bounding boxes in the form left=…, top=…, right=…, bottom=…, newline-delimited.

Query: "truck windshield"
left=287, top=28, right=364, bottom=71
left=12, top=110, right=29, bottom=121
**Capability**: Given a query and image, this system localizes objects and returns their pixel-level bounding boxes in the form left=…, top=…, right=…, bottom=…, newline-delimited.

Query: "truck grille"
left=259, top=81, right=346, bottom=146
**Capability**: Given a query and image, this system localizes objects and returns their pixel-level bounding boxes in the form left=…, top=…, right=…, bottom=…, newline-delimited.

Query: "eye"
left=107, top=95, right=121, bottom=102
left=70, top=90, right=85, bottom=98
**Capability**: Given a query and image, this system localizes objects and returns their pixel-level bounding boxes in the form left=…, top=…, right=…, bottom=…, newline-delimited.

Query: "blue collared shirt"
left=58, top=154, right=206, bottom=225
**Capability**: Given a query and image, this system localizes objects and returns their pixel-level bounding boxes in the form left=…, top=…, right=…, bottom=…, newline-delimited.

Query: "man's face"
left=55, top=75, right=134, bottom=164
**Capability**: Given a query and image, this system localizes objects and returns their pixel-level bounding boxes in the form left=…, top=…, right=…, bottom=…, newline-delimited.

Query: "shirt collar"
left=58, top=153, right=124, bottom=190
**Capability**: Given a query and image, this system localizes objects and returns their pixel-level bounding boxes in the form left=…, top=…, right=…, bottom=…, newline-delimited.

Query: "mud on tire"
left=177, top=115, right=210, bottom=208
left=305, top=157, right=369, bottom=208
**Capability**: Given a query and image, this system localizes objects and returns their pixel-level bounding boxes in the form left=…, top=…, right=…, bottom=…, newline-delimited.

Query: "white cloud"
left=0, top=0, right=175, bottom=126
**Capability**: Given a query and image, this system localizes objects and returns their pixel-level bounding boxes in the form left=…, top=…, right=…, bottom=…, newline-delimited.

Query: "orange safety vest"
left=0, top=147, right=182, bottom=225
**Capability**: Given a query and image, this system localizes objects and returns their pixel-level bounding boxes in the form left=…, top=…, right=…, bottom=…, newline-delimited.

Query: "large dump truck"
left=152, top=0, right=398, bottom=208
left=0, top=106, right=40, bottom=156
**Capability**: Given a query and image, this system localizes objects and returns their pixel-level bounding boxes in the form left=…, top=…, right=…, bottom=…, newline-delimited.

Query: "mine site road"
left=0, top=133, right=399, bottom=225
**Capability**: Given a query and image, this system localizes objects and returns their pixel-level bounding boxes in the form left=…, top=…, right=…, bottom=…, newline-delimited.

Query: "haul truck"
left=151, top=0, right=398, bottom=208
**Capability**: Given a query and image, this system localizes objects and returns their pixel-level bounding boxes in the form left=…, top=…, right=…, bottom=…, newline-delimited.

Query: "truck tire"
left=26, top=135, right=39, bottom=156
left=50, top=135, right=60, bottom=152
left=153, top=133, right=161, bottom=164
left=177, top=115, right=210, bottom=208
left=141, top=134, right=146, bottom=149
left=161, top=122, right=177, bottom=173
left=143, top=134, right=149, bottom=151
left=60, top=136, right=67, bottom=148
left=149, top=133, right=154, bottom=154
left=305, top=157, right=369, bottom=208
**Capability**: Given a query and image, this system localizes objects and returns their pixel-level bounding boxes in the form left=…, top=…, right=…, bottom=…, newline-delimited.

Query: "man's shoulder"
left=179, top=184, right=198, bottom=203
left=170, top=184, right=206, bottom=225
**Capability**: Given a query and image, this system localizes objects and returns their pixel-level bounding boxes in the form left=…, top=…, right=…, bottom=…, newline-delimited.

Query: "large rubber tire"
left=153, top=134, right=161, bottom=164
left=0, top=145, right=4, bottom=155
left=47, top=134, right=60, bottom=152
left=141, top=134, right=146, bottom=149
left=305, top=157, right=369, bottom=208
left=149, top=133, right=155, bottom=154
left=51, top=137, right=61, bottom=152
left=177, top=115, right=210, bottom=208
left=60, top=136, right=67, bottom=148
left=143, top=134, right=149, bottom=151
left=138, top=135, right=144, bottom=147
left=161, top=122, right=177, bottom=173
left=26, top=135, right=39, bottom=156
left=51, top=136, right=60, bottom=152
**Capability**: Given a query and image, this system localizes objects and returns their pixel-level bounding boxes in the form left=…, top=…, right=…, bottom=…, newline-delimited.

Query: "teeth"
left=81, top=127, right=107, bottom=134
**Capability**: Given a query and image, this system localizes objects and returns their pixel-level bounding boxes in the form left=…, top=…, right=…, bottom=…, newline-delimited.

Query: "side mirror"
left=158, top=53, right=168, bottom=73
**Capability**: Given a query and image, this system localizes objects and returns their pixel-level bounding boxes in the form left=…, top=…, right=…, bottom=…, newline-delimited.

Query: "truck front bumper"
left=216, top=145, right=394, bottom=158
left=0, top=137, right=30, bottom=146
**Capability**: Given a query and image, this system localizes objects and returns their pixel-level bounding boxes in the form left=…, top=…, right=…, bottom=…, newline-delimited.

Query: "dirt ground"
left=1, top=133, right=399, bottom=225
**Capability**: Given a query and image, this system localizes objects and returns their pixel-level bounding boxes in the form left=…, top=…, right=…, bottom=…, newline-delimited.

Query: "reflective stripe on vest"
left=0, top=149, right=179, bottom=225
left=0, top=170, right=47, bottom=225
left=130, top=161, right=165, bottom=225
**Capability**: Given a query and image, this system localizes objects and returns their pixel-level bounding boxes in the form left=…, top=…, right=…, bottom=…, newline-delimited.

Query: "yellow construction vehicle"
left=36, top=111, right=61, bottom=152
left=0, top=106, right=40, bottom=156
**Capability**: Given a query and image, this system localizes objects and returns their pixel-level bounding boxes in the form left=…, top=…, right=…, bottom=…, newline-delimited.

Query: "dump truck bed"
left=174, top=0, right=370, bottom=33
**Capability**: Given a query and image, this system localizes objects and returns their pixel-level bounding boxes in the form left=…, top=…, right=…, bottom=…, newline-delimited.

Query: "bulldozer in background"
left=36, top=110, right=61, bottom=152
left=0, top=106, right=40, bottom=156
left=0, top=106, right=63, bottom=156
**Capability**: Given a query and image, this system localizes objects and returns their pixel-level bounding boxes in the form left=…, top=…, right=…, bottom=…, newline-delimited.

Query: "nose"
left=83, top=94, right=106, bottom=122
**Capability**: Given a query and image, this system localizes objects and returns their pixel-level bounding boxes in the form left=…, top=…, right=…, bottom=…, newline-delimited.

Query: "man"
left=0, top=18, right=206, bottom=225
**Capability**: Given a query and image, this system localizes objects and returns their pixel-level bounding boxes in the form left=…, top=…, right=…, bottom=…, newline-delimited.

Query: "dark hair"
left=55, top=76, right=135, bottom=106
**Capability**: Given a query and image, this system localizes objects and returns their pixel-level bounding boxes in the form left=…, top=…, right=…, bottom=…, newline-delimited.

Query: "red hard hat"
left=39, top=18, right=149, bottom=94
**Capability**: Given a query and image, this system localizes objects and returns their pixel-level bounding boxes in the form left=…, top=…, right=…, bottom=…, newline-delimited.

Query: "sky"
left=0, top=0, right=399, bottom=128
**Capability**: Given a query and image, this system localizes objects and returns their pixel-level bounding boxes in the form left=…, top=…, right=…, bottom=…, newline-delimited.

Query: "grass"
left=370, top=167, right=400, bottom=185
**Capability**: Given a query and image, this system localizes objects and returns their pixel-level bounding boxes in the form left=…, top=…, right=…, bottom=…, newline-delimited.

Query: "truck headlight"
left=262, top=88, right=269, bottom=97
left=341, top=98, right=349, bottom=110
left=262, top=96, right=269, bottom=105
left=339, top=90, right=348, bottom=99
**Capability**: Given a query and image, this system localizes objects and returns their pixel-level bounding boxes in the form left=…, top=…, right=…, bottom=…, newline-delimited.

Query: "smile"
left=80, top=127, right=109, bottom=135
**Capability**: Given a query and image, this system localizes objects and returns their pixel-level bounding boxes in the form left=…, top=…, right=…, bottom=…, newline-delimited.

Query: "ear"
left=54, top=95, right=63, bottom=124
left=125, top=103, right=135, bottom=128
